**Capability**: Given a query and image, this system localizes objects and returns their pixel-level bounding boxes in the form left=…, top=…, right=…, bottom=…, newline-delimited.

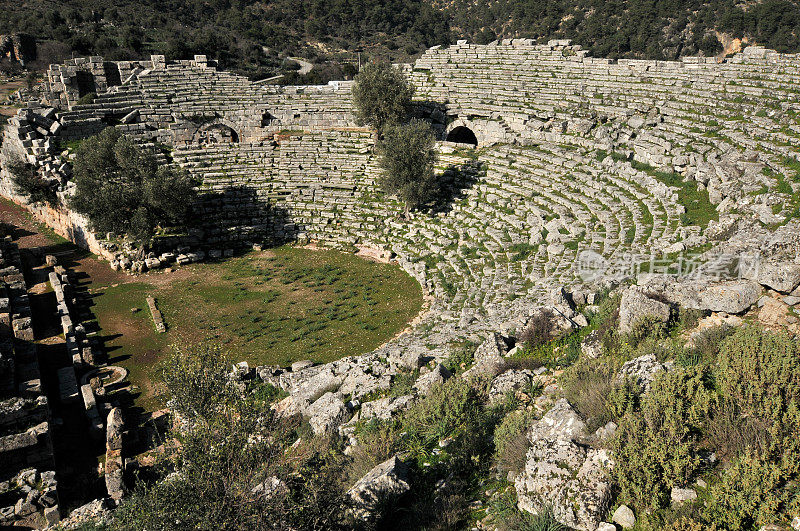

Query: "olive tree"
left=378, top=119, right=439, bottom=217
left=70, top=127, right=197, bottom=246
left=352, top=61, right=414, bottom=132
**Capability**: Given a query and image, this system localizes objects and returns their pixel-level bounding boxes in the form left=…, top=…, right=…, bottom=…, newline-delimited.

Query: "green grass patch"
left=631, top=161, right=718, bottom=228
left=90, top=247, right=423, bottom=411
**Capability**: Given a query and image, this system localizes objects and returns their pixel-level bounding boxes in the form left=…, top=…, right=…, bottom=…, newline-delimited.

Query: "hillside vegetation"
left=1, top=0, right=799, bottom=81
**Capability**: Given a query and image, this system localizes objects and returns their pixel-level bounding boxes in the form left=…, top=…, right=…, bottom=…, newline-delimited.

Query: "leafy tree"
left=377, top=119, right=438, bottom=217
left=70, top=127, right=197, bottom=246
left=113, top=345, right=351, bottom=530
left=7, top=157, right=59, bottom=206
left=352, top=62, right=414, bottom=132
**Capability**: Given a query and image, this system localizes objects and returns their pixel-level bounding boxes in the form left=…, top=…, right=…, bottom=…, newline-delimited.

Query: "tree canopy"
left=70, top=128, right=198, bottom=245
left=352, top=62, right=415, bottom=133
left=377, top=119, right=439, bottom=216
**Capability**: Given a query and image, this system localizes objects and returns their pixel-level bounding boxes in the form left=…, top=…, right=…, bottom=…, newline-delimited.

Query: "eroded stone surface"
left=515, top=399, right=613, bottom=530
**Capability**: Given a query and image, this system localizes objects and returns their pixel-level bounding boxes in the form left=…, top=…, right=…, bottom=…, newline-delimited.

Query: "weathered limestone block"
left=697, top=281, right=762, bottom=314
left=306, top=392, right=348, bottom=435
left=488, top=369, right=533, bottom=404
left=462, top=332, right=509, bottom=378
left=617, top=354, right=671, bottom=394
left=347, top=455, right=409, bottom=522
left=105, top=408, right=124, bottom=501
left=413, top=363, right=450, bottom=395
left=515, top=399, right=613, bottom=530
left=742, top=260, right=800, bottom=293
left=619, top=286, right=671, bottom=334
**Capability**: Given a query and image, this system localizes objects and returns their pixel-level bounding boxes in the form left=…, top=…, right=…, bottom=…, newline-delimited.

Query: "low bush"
left=678, top=324, right=735, bottom=367
left=445, top=339, right=477, bottom=375
left=518, top=310, right=555, bottom=350
left=346, top=418, right=401, bottom=486
left=400, top=376, right=491, bottom=457
left=490, top=490, right=568, bottom=531
left=625, top=315, right=669, bottom=348
left=703, top=450, right=799, bottom=530
left=561, top=359, right=618, bottom=431
left=7, top=158, right=58, bottom=206
left=612, top=366, right=715, bottom=512
left=589, top=292, right=621, bottom=353
left=493, top=409, right=536, bottom=476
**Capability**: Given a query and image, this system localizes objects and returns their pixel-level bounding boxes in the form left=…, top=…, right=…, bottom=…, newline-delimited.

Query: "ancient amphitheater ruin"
left=2, top=39, right=800, bottom=527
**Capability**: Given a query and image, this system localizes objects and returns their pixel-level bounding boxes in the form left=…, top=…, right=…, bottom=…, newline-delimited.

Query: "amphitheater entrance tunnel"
left=446, top=126, right=478, bottom=147
left=194, top=123, right=240, bottom=145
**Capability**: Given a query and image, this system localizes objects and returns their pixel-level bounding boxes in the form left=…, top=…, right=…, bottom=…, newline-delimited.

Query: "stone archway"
left=444, top=119, right=483, bottom=147
left=446, top=125, right=478, bottom=146
left=192, top=121, right=240, bottom=145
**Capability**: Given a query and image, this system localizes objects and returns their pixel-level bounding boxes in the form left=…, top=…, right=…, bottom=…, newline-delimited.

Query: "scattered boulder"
left=413, top=364, right=451, bottom=395
left=488, top=369, right=533, bottom=404
left=388, top=349, right=424, bottom=370
left=612, top=504, right=636, bottom=529
left=697, top=280, right=762, bottom=314
left=515, top=399, right=613, bottom=530
left=617, top=353, right=671, bottom=394
left=580, top=330, right=603, bottom=359
left=348, top=455, right=410, bottom=522
left=462, top=333, right=510, bottom=378
left=291, top=360, right=314, bottom=372
left=251, top=476, right=287, bottom=500
left=742, top=261, right=800, bottom=293
left=671, top=487, right=698, bottom=505
left=306, top=392, right=348, bottom=435
left=618, top=286, right=671, bottom=334
left=358, top=394, right=415, bottom=422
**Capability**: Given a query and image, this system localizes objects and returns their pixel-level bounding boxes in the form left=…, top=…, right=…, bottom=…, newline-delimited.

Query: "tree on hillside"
left=70, top=127, right=198, bottom=246
left=113, top=345, right=350, bottom=530
left=378, top=119, right=439, bottom=218
left=6, top=156, right=59, bottom=206
left=352, top=62, right=415, bottom=132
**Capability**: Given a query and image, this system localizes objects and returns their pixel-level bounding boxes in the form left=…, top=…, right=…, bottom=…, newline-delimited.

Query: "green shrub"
left=624, top=315, right=669, bottom=348
left=703, top=450, right=799, bottom=530
left=346, top=418, right=401, bottom=485
left=400, top=376, right=490, bottom=456
left=7, top=158, right=59, bottom=206
left=589, top=292, right=621, bottom=353
left=561, top=358, right=619, bottom=431
left=75, top=92, right=97, bottom=105
left=612, top=366, right=715, bottom=512
left=490, top=490, right=568, bottom=531
left=678, top=324, right=734, bottom=367
left=446, top=339, right=477, bottom=375
left=715, top=326, right=800, bottom=433
left=493, top=409, right=536, bottom=476
left=700, top=327, right=800, bottom=526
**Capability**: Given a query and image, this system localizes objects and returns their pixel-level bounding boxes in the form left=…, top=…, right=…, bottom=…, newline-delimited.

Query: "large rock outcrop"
left=348, top=455, right=410, bottom=522
left=515, top=399, right=613, bottom=530
left=618, top=286, right=672, bottom=333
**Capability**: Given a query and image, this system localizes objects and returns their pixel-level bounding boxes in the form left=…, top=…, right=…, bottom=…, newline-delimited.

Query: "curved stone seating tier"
left=4, top=42, right=800, bottom=376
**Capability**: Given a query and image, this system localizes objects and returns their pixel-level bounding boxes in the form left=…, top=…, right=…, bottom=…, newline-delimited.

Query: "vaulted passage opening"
left=194, top=123, right=239, bottom=145
left=446, top=126, right=478, bottom=146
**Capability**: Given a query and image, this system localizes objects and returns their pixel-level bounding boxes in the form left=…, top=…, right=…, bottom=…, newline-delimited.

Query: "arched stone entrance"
left=446, top=125, right=478, bottom=146
left=192, top=122, right=240, bottom=145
